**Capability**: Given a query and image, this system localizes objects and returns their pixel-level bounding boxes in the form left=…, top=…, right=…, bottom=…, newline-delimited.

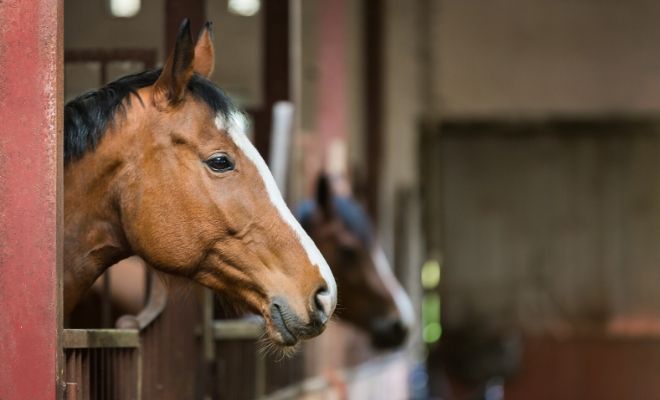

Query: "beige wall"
left=380, top=0, right=424, bottom=251
left=345, top=0, right=366, bottom=173
left=435, top=0, right=660, bottom=116
left=64, top=0, right=165, bottom=99
left=64, top=0, right=262, bottom=107
left=207, top=1, right=263, bottom=108
left=380, top=0, right=426, bottom=358
left=300, top=0, right=320, bottom=134
left=65, top=0, right=165, bottom=57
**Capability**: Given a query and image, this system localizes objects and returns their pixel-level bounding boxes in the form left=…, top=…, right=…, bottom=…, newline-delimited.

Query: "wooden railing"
left=63, top=271, right=204, bottom=399
left=63, top=330, right=140, bottom=400
left=63, top=274, right=168, bottom=400
left=65, top=48, right=157, bottom=85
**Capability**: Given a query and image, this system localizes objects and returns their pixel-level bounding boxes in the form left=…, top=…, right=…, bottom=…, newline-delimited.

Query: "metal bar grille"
left=63, top=330, right=140, bottom=400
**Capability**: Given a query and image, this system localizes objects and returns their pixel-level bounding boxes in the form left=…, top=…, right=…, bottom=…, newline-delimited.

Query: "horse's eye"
left=205, top=154, right=235, bottom=172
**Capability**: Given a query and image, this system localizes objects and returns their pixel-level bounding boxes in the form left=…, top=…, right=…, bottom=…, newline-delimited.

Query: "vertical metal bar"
left=117, top=350, right=122, bottom=400
left=255, top=351, right=266, bottom=398
left=74, top=350, right=81, bottom=399
left=65, top=351, right=72, bottom=384
left=202, top=289, right=215, bottom=362
left=0, top=0, right=63, bottom=399
left=66, top=382, right=78, bottom=400
left=101, top=349, right=106, bottom=400
left=94, top=349, right=100, bottom=400
left=108, top=349, right=113, bottom=400
left=121, top=349, right=127, bottom=400
left=83, top=350, right=90, bottom=400
left=137, top=335, right=143, bottom=400
left=105, top=349, right=109, bottom=400
left=112, top=349, right=118, bottom=400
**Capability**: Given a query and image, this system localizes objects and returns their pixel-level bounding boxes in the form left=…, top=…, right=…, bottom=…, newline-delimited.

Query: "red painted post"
left=0, top=1, right=63, bottom=399
left=317, top=0, right=348, bottom=151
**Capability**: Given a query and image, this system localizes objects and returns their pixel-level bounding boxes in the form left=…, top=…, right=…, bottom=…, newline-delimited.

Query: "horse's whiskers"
left=256, top=335, right=299, bottom=361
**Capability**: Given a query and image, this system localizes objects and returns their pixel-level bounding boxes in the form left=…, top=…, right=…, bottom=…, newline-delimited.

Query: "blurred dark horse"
left=297, top=175, right=414, bottom=349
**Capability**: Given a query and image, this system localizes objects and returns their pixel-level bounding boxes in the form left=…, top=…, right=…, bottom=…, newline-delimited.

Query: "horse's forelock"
left=64, top=69, right=238, bottom=163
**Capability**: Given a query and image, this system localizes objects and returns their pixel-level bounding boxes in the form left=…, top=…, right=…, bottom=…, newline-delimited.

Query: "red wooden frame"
left=0, top=0, right=63, bottom=399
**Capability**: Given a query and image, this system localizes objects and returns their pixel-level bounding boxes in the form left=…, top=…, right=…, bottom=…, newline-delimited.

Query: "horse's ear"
left=316, top=174, right=334, bottom=219
left=154, top=19, right=195, bottom=108
left=194, top=21, right=215, bottom=78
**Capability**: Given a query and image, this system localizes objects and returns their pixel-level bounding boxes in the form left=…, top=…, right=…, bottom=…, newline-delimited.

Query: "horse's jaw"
left=62, top=157, right=131, bottom=317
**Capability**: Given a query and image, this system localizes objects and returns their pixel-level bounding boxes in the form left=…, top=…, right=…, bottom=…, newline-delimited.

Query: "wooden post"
left=363, top=0, right=384, bottom=221
left=317, top=0, right=349, bottom=153
left=252, top=0, right=291, bottom=162
left=165, top=0, right=205, bottom=54
left=0, top=0, right=64, bottom=399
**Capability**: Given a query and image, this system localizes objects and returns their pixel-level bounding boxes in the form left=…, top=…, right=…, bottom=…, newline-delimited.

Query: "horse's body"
left=297, top=175, right=414, bottom=348
left=63, top=20, right=336, bottom=348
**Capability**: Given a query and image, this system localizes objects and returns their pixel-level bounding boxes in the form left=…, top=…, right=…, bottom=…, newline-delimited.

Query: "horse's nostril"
left=371, top=318, right=409, bottom=349
left=314, top=286, right=332, bottom=322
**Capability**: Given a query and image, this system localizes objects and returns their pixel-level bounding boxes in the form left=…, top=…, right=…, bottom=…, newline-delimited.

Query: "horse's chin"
left=260, top=320, right=300, bottom=359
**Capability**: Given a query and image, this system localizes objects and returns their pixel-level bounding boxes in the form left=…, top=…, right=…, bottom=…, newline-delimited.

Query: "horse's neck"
left=63, top=154, right=130, bottom=316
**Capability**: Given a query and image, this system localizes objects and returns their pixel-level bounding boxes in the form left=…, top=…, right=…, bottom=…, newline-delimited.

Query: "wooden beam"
left=62, top=329, right=140, bottom=349
left=253, top=0, right=291, bottom=162
left=363, top=0, right=384, bottom=220
left=165, top=0, right=206, bottom=54
left=316, top=0, right=349, bottom=180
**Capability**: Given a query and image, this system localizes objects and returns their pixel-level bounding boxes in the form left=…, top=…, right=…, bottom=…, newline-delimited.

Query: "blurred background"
left=63, top=0, right=660, bottom=399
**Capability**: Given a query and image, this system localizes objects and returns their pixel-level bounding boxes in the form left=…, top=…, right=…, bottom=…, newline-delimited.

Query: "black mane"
left=64, top=68, right=238, bottom=163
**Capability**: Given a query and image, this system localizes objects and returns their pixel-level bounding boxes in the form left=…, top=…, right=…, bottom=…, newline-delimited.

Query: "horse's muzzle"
left=370, top=317, right=409, bottom=349
left=270, top=296, right=328, bottom=345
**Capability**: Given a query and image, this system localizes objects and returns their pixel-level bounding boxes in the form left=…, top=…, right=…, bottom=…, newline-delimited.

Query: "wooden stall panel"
left=507, top=335, right=660, bottom=400
left=437, top=119, right=660, bottom=332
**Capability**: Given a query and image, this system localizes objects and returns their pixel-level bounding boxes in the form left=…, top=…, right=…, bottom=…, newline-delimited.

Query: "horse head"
left=63, top=20, right=336, bottom=349
left=297, top=175, right=414, bottom=348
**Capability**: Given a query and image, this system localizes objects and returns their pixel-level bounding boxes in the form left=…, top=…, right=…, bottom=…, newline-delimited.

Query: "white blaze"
left=372, top=245, right=415, bottom=328
left=216, top=112, right=338, bottom=312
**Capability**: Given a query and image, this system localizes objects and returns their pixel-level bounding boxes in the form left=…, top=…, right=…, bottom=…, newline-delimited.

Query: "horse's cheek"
left=122, top=199, right=200, bottom=271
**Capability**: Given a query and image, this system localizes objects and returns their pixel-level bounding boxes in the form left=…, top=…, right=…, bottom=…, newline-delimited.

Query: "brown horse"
left=63, top=20, right=336, bottom=348
left=297, top=175, right=414, bottom=348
